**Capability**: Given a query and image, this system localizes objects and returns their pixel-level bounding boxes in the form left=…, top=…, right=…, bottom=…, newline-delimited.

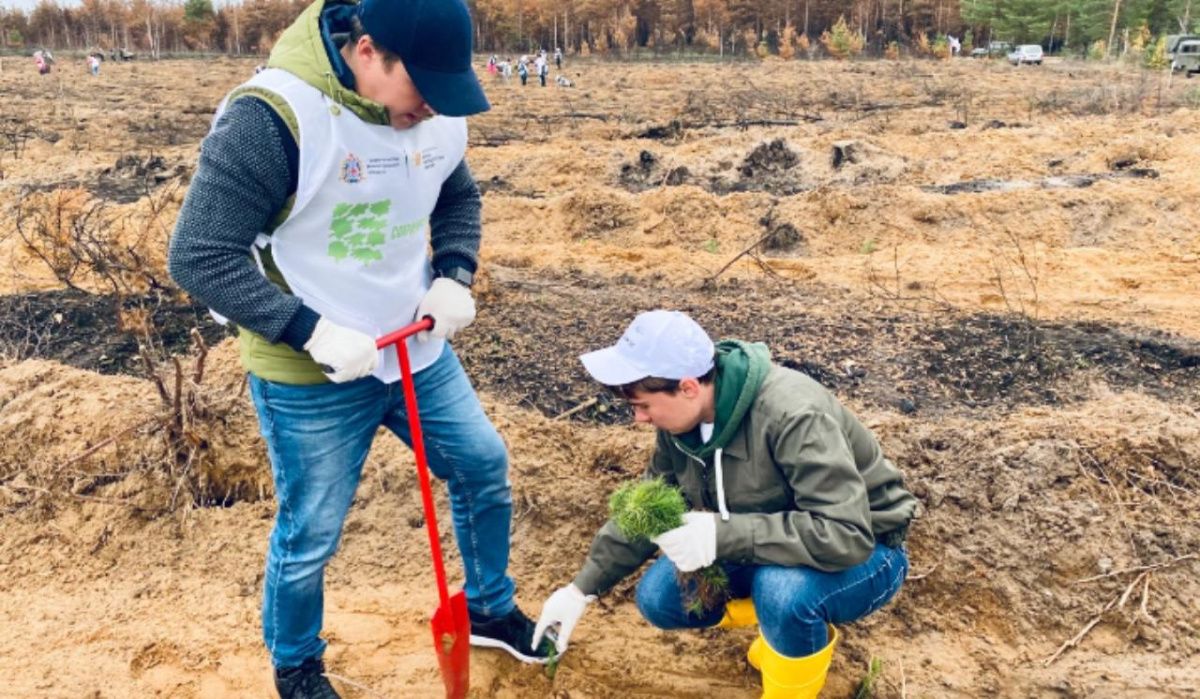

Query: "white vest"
left=216, top=69, right=468, bottom=383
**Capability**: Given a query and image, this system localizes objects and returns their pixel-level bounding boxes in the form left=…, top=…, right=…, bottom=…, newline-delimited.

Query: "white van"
left=1008, top=44, right=1044, bottom=65
left=1171, top=39, right=1200, bottom=76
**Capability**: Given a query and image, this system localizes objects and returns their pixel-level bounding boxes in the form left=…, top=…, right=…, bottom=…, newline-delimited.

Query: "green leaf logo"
left=328, top=241, right=349, bottom=260
left=330, top=217, right=353, bottom=238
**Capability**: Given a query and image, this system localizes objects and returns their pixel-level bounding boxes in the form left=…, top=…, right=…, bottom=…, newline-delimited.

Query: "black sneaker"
left=274, top=657, right=341, bottom=699
left=468, top=606, right=556, bottom=664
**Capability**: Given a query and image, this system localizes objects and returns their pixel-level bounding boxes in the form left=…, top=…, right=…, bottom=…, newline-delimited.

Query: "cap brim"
left=580, top=347, right=649, bottom=386
left=407, top=65, right=491, bottom=117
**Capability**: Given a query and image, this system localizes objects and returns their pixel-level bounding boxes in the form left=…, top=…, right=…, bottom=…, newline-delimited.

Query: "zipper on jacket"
left=681, top=450, right=720, bottom=514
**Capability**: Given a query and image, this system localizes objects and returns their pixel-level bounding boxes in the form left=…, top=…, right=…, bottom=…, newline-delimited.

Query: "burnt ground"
left=2, top=271, right=1197, bottom=422
left=0, top=289, right=232, bottom=374
left=458, top=268, right=1200, bottom=423
left=20, top=153, right=193, bottom=205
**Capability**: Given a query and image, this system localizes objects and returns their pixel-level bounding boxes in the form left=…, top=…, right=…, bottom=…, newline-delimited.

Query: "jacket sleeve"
left=572, top=431, right=678, bottom=596
left=715, top=411, right=875, bottom=571
left=429, top=159, right=481, bottom=276
left=167, top=96, right=319, bottom=351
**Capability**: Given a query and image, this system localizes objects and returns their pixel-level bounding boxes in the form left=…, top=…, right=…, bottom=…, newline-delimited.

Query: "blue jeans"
left=636, top=543, right=908, bottom=657
left=249, top=345, right=515, bottom=668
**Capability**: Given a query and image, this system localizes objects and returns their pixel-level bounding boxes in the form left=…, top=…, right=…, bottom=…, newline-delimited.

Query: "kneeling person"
left=534, top=310, right=918, bottom=698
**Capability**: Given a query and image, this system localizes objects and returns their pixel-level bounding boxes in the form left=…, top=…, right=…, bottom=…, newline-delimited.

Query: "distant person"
left=33, top=49, right=51, bottom=75
left=554, top=47, right=563, bottom=69
left=486, top=53, right=498, bottom=75
left=87, top=54, right=100, bottom=76
left=498, top=59, right=512, bottom=80
left=168, top=0, right=555, bottom=696
left=948, top=35, right=961, bottom=57
left=535, top=53, right=548, bottom=86
left=518, top=59, right=528, bottom=86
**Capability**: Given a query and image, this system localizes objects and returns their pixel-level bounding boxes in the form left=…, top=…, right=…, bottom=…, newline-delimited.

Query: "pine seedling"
left=609, top=478, right=686, bottom=540
left=609, top=478, right=729, bottom=615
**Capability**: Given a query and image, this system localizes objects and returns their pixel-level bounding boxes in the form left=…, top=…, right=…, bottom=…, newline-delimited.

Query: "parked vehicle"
left=1171, top=39, right=1200, bottom=77
left=1008, top=44, right=1044, bottom=65
left=971, top=41, right=1012, bottom=58
left=1166, top=34, right=1200, bottom=60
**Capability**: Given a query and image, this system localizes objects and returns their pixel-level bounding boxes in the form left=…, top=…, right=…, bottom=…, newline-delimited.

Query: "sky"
left=1, top=0, right=240, bottom=14
left=2, top=0, right=80, bottom=13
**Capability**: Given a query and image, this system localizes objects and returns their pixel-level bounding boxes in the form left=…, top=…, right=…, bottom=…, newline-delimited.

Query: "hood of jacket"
left=266, top=0, right=390, bottom=125
left=671, top=339, right=772, bottom=460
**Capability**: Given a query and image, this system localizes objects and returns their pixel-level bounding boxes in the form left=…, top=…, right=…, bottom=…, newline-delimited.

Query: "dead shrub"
left=7, top=178, right=259, bottom=513
left=13, top=186, right=174, bottom=296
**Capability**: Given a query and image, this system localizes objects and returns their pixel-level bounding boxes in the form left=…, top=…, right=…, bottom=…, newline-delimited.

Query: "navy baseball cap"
left=357, top=0, right=490, bottom=117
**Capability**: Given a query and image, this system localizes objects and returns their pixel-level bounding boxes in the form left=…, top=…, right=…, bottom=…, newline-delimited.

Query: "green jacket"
left=573, top=350, right=919, bottom=596
left=230, top=0, right=395, bottom=384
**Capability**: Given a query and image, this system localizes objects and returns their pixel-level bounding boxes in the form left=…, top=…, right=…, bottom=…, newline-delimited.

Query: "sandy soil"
left=1, top=56, right=1198, bottom=698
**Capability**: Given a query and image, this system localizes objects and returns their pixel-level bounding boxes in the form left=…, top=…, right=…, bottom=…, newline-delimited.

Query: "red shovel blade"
left=431, top=589, right=471, bottom=699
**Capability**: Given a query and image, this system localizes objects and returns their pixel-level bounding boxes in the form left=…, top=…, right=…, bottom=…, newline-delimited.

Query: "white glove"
left=303, top=317, right=378, bottom=383
left=415, top=277, right=475, bottom=342
left=652, top=512, right=718, bottom=573
left=532, top=583, right=594, bottom=654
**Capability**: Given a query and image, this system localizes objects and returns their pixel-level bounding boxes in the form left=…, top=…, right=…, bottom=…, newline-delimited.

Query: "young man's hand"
left=415, top=277, right=476, bottom=341
left=532, top=583, right=594, bottom=653
left=652, top=512, right=717, bottom=572
left=303, top=317, right=379, bottom=383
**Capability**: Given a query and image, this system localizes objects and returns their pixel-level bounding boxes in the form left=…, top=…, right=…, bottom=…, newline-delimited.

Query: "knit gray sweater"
left=167, top=95, right=482, bottom=352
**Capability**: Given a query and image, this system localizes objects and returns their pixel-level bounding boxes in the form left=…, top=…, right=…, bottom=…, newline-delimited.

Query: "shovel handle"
left=377, top=317, right=452, bottom=610
left=376, top=317, right=434, bottom=350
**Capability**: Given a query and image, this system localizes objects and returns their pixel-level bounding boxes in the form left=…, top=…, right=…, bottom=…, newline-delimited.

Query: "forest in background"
left=0, top=0, right=1195, bottom=60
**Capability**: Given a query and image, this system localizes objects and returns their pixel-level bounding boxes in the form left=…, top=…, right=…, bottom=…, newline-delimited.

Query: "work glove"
left=303, top=317, right=378, bottom=383
left=414, top=277, right=475, bottom=342
left=652, top=512, right=718, bottom=573
left=532, top=583, right=595, bottom=654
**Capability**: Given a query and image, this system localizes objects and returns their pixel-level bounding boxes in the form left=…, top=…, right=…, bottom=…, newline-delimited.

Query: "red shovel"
left=377, top=318, right=470, bottom=699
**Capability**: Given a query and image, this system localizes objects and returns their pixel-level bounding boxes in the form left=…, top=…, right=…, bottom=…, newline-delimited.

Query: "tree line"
left=0, top=0, right=1194, bottom=59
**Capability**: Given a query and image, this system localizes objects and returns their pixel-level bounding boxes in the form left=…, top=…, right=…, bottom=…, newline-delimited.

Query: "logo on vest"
left=327, top=199, right=428, bottom=264
left=340, top=152, right=365, bottom=184
left=418, top=146, right=444, bottom=171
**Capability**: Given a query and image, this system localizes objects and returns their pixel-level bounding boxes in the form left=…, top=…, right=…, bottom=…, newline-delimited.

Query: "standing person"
left=535, top=52, right=548, bottom=86
left=554, top=46, right=563, bottom=70
left=517, top=58, right=528, bottom=86
left=533, top=311, right=919, bottom=698
left=33, top=49, right=50, bottom=75
left=87, top=54, right=100, bottom=76
left=168, top=0, right=555, bottom=697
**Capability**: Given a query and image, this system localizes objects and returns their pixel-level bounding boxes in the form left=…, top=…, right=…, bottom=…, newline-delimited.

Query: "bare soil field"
left=1, top=55, right=1198, bottom=697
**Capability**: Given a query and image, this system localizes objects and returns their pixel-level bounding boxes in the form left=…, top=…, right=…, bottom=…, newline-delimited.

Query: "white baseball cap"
left=580, top=310, right=715, bottom=385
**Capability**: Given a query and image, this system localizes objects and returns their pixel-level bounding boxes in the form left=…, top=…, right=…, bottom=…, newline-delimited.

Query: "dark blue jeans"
left=249, top=345, right=515, bottom=668
left=636, top=543, right=908, bottom=657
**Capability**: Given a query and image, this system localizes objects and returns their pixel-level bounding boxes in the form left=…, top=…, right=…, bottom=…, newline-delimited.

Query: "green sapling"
left=609, top=478, right=729, bottom=615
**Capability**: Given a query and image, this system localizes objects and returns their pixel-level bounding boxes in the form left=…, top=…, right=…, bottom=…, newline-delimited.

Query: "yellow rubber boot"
left=747, top=626, right=839, bottom=699
left=717, top=598, right=759, bottom=628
